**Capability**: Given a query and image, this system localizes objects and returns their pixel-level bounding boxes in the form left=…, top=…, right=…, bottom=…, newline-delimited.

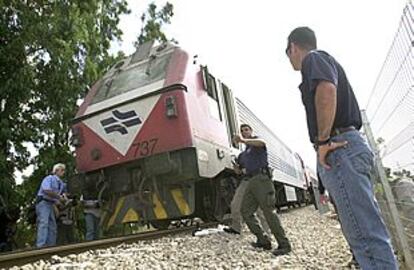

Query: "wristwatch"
left=316, top=137, right=331, bottom=146
left=314, top=138, right=331, bottom=150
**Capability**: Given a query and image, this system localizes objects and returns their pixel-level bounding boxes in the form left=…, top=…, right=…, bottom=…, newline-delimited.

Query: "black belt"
left=245, top=167, right=269, bottom=178
left=36, top=196, right=55, bottom=204
left=330, top=126, right=356, bottom=137
left=313, top=126, right=356, bottom=151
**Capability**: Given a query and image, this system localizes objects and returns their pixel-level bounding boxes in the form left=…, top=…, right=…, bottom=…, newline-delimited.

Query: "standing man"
left=307, top=182, right=317, bottom=210
left=81, top=194, right=101, bottom=241
left=36, top=163, right=66, bottom=248
left=56, top=193, right=77, bottom=245
left=285, top=26, right=398, bottom=269
left=224, top=157, right=270, bottom=236
left=235, top=124, right=291, bottom=256
left=80, top=178, right=101, bottom=241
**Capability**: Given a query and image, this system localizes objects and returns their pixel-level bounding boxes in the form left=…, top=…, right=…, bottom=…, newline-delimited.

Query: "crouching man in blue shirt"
left=36, top=163, right=66, bottom=248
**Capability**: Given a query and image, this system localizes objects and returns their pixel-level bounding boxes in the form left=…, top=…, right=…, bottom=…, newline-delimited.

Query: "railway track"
left=0, top=222, right=218, bottom=269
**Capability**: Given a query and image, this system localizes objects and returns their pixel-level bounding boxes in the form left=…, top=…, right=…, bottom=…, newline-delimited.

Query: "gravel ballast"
left=9, top=206, right=355, bottom=270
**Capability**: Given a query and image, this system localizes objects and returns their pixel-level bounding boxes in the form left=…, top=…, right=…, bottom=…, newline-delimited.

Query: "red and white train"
left=71, top=42, right=309, bottom=231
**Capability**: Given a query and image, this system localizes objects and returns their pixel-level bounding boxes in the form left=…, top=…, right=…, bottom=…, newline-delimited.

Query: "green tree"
left=1, top=0, right=176, bottom=247
left=135, top=2, right=174, bottom=47
left=0, top=0, right=130, bottom=212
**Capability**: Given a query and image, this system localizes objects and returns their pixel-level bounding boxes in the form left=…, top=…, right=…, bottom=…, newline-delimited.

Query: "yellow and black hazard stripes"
left=152, top=193, right=168, bottom=219
left=106, top=195, right=141, bottom=229
left=170, top=188, right=191, bottom=215
left=122, top=208, right=139, bottom=223
left=107, top=196, right=126, bottom=228
left=103, top=185, right=195, bottom=229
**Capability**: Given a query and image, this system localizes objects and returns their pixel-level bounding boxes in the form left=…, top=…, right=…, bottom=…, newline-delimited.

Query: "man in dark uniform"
left=234, top=124, right=291, bottom=256
left=285, top=26, right=397, bottom=269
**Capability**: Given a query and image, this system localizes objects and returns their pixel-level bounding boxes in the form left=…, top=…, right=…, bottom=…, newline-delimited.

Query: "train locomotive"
left=70, top=41, right=308, bottom=231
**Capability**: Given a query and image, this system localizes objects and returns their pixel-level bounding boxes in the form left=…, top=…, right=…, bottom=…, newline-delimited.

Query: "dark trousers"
left=57, top=223, right=75, bottom=245
left=241, top=173, right=290, bottom=248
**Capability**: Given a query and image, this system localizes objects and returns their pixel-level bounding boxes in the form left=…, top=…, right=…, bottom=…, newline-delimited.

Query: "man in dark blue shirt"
left=234, top=124, right=291, bottom=256
left=286, top=26, right=397, bottom=269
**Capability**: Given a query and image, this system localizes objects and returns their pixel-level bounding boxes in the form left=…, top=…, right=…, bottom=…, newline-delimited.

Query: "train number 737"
left=132, top=138, right=158, bottom=157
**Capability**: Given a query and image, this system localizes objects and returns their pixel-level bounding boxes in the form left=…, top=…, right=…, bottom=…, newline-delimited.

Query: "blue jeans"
left=318, top=130, right=398, bottom=269
left=85, top=213, right=100, bottom=241
left=36, top=200, right=57, bottom=247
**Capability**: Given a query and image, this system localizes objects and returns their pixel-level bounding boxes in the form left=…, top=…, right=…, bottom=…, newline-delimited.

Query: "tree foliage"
left=135, top=2, right=174, bottom=47
left=1, top=0, right=176, bottom=247
left=0, top=0, right=130, bottom=211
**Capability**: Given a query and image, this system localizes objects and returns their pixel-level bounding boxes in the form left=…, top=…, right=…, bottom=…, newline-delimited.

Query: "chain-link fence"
left=364, top=1, right=414, bottom=268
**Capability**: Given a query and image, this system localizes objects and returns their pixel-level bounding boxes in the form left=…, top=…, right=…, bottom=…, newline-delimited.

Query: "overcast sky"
left=110, top=0, right=407, bottom=172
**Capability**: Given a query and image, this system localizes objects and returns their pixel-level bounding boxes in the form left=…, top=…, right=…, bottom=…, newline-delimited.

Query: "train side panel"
left=182, top=64, right=234, bottom=178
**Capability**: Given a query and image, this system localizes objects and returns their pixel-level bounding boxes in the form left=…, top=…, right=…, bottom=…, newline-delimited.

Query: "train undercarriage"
left=70, top=147, right=306, bottom=234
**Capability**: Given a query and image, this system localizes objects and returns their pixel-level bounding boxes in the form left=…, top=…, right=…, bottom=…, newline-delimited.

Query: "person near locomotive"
left=35, top=163, right=67, bottom=248
left=56, top=182, right=77, bottom=245
left=223, top=135, right=270, bottom=236
left=285, top=26, right=398, bottom=269
left=392, top=177, right=414, bottom=242
left=78, top=174, right=102, bottom=241
left=232, top=124, right=291, bottom=256
left=80, top=193, right=101, bottom=241
left=0, top=205, right=19, bottom=252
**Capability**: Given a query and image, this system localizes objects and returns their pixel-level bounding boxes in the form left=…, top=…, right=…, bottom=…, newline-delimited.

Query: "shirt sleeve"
left=303, top=52, right=338, bottom=91
left=40, top=176, right=53, bottom=191
left=252, top=135, right=266, bottom=148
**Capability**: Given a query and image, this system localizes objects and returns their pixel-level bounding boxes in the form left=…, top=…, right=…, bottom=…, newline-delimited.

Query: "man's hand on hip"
left=318, top=140, right=348, bottom=170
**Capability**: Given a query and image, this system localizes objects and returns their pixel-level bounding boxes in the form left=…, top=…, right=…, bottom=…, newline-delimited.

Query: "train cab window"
left=201, top=66, right=222, bottom=121
left=221, top=83, right=238, bottom=148
left=91, top=53, right=173, bottom=104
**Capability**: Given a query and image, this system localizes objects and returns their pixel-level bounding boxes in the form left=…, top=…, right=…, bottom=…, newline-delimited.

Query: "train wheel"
left=150, top=220, right=171, bottom=230
left=196, top=176, right=237, bottom=222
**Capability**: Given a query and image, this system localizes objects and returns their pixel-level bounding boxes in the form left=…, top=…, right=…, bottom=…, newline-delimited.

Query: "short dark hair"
left=286, top=27, right=317, bottom=54
left=240, top=124, right=252, bottom=131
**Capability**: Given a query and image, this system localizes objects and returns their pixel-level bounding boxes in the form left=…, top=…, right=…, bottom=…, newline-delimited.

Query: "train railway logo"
left=100, top=110, right=142, bottom=135
left=83, top=94, right=160, bottom=155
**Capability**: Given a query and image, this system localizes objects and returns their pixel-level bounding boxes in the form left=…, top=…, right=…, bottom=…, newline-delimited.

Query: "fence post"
left=361, top=109, right=414, bottom=268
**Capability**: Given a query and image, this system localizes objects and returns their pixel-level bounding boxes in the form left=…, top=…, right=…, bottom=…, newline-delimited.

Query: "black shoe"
left=347, top=257, right=360, bottom=268
left=272, top=245, right=291, bottom=256
left=223, top=227, right=240, bottom=235
left=250, top=241, right=272, bottom=250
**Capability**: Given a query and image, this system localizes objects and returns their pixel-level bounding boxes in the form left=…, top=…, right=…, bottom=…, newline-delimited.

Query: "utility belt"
left=36, top=196, right=55, bottom=204
left=245, top=167, right=271, bottom=178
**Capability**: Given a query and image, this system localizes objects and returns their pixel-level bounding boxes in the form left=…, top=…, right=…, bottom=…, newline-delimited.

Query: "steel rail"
left=0, top=222, right=218, bottom=269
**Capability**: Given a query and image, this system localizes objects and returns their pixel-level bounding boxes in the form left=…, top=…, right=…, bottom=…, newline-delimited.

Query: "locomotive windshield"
left=91, top=52, right=172, bottom=104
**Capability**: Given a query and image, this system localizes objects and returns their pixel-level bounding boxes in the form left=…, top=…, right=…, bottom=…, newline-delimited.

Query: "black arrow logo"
left=100, top=110, right=142, bottom=135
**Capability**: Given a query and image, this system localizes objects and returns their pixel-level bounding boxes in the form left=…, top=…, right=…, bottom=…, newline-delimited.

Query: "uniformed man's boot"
left=272, top=245, right=291, bottom=256
left=250, top=239, right=272, bottom=250
left=223, top=227, right=240, bottom=235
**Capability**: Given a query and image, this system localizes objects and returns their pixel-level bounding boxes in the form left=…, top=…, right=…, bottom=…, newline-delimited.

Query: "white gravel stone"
left=10, top=207, right=358, bottom=269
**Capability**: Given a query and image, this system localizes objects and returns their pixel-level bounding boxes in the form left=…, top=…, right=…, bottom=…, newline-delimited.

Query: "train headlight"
left=165, top=96, right=178, bottom=118
left=91, top=148, right=102, bottom=161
